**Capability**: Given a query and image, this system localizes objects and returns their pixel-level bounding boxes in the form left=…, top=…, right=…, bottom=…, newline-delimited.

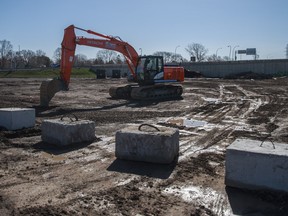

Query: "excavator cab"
left=135, top=56, right=164, bottom=85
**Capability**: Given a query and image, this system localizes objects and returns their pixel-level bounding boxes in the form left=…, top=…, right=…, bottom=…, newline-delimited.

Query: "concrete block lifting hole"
left=41, top=119, right=96, bottom=146
left=0, top=108, right=35, bottom=130
left=115, top=124, right=179, bottom=164
left=225, top=139, right=288, bottom=192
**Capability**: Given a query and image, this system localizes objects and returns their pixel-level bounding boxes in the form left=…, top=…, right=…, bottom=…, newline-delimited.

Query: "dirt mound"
left=224, top=71, right=273, bottom=79
left=184, top=69, right=203, bottom=78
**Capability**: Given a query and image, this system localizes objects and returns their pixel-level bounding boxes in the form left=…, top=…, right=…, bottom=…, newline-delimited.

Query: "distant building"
left=90, top=64, right=130, bottom=78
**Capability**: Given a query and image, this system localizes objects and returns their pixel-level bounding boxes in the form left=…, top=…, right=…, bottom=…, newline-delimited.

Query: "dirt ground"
left=1, top=77, right=288, bottom=216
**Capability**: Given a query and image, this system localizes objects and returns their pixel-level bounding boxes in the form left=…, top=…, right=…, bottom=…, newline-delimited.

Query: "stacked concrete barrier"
left=115, top=124, right=179, bottom=164
left=225, top=139, right=288, bottom=192
left=0, top=108, right=35, bottom=130
left=41, top=118, right=95, bottom=146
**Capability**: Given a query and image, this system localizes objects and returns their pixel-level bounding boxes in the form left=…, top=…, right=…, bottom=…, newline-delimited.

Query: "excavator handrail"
left=74, top=26, right=113, bottom=40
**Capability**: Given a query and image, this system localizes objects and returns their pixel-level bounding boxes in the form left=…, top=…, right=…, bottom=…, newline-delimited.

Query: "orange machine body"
left=163, top=67, right=185, bottom=82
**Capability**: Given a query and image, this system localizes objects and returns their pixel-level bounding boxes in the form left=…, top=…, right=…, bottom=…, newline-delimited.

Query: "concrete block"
left=115, top=124, right=179, bottom=164
left=41, top=119, right=95, bottom=146
left=225, top=139, right=288, bottom=192
left=0, top=108, right=35, bottom=130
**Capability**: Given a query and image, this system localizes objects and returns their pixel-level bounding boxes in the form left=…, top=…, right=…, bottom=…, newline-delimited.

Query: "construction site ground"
left=1, top=77, right=288, bottom=215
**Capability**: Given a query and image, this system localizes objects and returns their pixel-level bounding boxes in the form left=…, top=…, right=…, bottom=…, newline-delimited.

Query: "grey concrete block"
left=115, top=125, right=179, bottom=164
left=0, top=108, right=35, bottom=130
left=225, top=139, right=288, bottom=192
left=41, top=119, right=96, bottom=146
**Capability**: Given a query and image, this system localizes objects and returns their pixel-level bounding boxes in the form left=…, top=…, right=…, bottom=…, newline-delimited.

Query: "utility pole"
left=216, top=47, right=222, bottom=59
left=174, top=45, right=180, bottom=62
left=227, top=45, right=231, bottom=60
left=232, top=45, right=239, bottom=61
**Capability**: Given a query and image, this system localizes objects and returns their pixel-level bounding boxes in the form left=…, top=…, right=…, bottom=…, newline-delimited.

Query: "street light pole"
left=175, top=45, right=180, bottom=62
left=227, top=45, right=231, bottom=60
left=139, top=48, right=142, bottom=56
left=232, top=45, right=239, bottom=61
left=216, top=47, right=222, bottom=59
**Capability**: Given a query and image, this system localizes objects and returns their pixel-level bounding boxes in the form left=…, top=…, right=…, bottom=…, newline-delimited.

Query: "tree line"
left=1, top=39, right=230, bottom=69
left=0, top=40, right=51, bottom=69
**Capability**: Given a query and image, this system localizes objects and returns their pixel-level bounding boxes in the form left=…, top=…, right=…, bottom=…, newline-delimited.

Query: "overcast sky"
left=1, top=0, right=288, bottom=61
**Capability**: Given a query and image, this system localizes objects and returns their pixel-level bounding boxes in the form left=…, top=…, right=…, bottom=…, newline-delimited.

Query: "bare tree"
left=207, top=54, right=223, bottom=62
left=0, top=40, right=13, bottom=68
left=185, top=43, right=208, bottom=62
left=173, top=53, right=183, bottom=62
left=53, top=47, right=61, bottom=64
left=74, top=54, right=88, bottom=67
left=114, top=55, right=124, bottom=64
left=153, top=51, right=173, bottom=63
left=93, top=57, right=104, bottom=65
left=21, top=50, right=35, bottom=68
left=36, top=55, right=51, bottom=67
left=14, top=51, right=24, bottom=68
left=36, top=49, right=46, bottom=57
left=222, top=56, right=230, bottom=61
left=152, top=51, right=186, bottom=63
left=97, top=50, right=117, bottom=64
left=34, top=50, right=51, bottom=67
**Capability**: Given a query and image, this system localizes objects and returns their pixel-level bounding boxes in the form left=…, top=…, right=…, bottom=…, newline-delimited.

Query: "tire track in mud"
left=219, top=84, right=262, bottom=119
left=212, top=194, right=228, bottom=216
left=183, top=82, right=276, bottom=159
left=179, top=83, right=256, bottom=161
left=200, top=83, right=277, bottom=126
left=218, top=82, right=288, bottom=143
left=179, top=126, right=233, bottom=161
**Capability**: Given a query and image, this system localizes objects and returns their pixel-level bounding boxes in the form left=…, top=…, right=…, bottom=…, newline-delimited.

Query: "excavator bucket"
left=40, top=79, right=66, bottom=107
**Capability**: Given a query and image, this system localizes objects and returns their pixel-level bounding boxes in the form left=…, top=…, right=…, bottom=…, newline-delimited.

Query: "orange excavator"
left=40, top=25, right=184, bottom=106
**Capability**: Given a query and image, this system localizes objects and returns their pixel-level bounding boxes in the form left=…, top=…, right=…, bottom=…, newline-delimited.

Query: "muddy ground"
left=1, top=77, right=288, bottom=215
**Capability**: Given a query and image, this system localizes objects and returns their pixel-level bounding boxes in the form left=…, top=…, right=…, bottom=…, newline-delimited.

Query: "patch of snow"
left=183, top=118, right=207, bottom=127
left=115, top=176, right=137, bottom=186
left=202, top=97, right=220, bottom=103
left=163, top=185, right=232, bottom=215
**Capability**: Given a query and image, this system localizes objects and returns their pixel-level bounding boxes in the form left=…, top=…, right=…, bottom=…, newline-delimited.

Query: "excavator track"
left=109, top=84, right=134, bottom=99
left=130, top=84, right=183, bottom=100
left=109, top=84, right=183, bottom=100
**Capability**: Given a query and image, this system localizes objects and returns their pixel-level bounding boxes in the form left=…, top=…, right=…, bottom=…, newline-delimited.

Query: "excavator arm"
left=40, top=25, right=139, bottom=106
